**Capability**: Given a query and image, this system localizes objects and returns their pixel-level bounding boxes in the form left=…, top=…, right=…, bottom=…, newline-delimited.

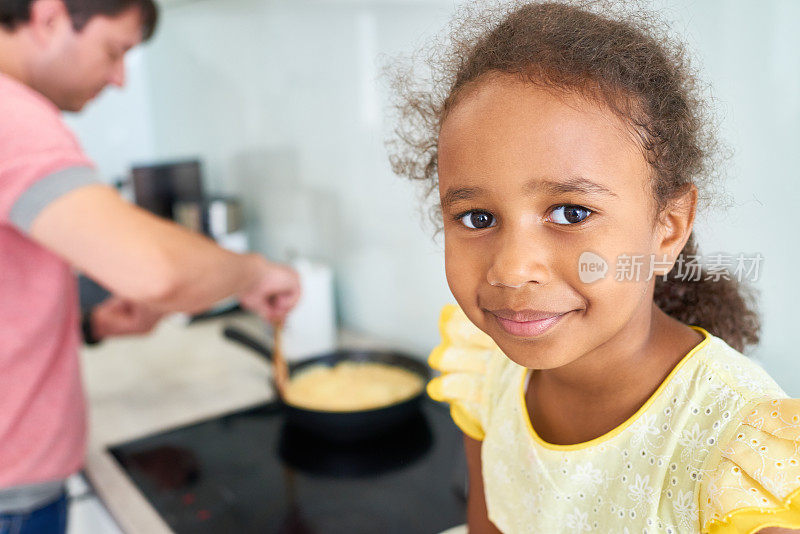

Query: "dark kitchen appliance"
left=109, top=400, right=467, bottom=534
left=222, top=326, right=431, bottom=441
left=132, top=160, right=203, bottom=221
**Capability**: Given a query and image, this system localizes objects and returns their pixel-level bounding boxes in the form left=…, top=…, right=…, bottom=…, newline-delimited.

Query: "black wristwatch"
left=81, top=311, right=101, bottom=346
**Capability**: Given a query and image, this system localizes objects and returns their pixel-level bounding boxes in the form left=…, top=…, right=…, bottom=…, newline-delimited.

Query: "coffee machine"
left=131, top=159, right=248, bottom=253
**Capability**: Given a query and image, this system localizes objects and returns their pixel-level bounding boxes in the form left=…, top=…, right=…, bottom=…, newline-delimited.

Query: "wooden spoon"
left=272, top=321, right=290, bottom=398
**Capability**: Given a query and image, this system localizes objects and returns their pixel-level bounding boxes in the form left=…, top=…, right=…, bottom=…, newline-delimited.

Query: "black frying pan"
left=222, top=326, right=431, bottom=441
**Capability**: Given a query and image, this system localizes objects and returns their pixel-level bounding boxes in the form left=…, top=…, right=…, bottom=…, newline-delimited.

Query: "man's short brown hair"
left=0, top=0, right=158, bottom=41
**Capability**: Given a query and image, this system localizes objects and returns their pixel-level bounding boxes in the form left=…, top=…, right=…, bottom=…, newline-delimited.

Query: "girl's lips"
left=491, top=311, right=569, bottom=338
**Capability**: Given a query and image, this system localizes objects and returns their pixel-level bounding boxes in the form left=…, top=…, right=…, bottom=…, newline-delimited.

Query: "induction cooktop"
left=109, top=400, right=467, bottom=533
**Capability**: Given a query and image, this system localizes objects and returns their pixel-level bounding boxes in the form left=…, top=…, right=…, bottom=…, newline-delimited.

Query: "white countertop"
left=79, top=311, right=397, bottom=534
left=83, top=313, right=277, bottom=448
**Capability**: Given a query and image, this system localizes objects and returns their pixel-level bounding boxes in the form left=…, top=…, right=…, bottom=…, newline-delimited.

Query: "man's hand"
left=90, top=297, right=165, bottom=342
left=237, top=257, right=301, bottom=324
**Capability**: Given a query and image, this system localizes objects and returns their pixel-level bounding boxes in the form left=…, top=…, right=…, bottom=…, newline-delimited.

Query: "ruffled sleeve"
left=426, top=305, right=497, bottom=441
left=699, top=398, right=800, bottom=534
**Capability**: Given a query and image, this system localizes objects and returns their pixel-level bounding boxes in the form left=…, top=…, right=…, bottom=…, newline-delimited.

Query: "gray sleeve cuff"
left=0, top=479, right=66, bottom=514
left=9, top=165, right=100, bottom=233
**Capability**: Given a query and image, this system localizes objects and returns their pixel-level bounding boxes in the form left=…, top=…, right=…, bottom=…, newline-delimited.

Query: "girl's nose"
left=486, top=228, right=551, bottom=288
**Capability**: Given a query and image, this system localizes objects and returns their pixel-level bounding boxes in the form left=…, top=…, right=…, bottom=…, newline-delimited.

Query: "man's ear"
left=27, top=0, right=71, bottom=46
left=654, top=184, right=698, bottom=275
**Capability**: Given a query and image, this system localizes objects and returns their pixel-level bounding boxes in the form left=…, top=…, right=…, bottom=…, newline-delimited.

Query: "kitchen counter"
left=80, top=311, right=399, bottom=534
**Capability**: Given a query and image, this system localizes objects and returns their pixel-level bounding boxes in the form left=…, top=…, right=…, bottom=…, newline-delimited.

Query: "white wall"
left=137, top=0, right=458, bottom=354
left=68, top=0, right=800, bottom=392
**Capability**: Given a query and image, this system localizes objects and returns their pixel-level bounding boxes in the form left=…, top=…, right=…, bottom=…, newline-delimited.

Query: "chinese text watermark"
left=578, top=252, right=763, bottom=284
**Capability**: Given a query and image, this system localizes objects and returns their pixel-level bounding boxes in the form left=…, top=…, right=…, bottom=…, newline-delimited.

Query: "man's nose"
left=109, top=59, right=126, bottom=88
left=486, top=226, right=551, bottom=288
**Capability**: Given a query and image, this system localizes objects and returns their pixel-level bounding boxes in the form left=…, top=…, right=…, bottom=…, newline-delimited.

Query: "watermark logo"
left=577, top=251, right=764, bottom=283
left=578, top=251, right=609, bottom=284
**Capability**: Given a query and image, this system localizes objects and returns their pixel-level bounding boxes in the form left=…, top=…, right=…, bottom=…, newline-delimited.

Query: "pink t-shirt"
left=0, top=73, right=96, bottom=489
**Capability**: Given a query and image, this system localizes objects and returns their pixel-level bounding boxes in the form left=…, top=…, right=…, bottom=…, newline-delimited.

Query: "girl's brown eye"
left=549, top=205, right=591, bottom=225
left=460, top=211, right=496, bottom=229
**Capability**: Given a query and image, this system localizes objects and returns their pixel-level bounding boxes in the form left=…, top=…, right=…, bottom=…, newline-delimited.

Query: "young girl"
left=391, top=2, right=799, bottom=533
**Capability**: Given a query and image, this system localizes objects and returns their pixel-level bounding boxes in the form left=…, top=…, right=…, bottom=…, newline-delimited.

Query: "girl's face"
left=437, top=75, right=691, bottom=370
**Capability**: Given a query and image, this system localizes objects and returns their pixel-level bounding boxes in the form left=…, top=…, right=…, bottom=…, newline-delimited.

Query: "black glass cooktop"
left=109, top=401, right=467, bottom=534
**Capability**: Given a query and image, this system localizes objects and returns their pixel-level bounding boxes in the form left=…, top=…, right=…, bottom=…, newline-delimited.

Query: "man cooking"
left=0, top=1, right=301, bottom=532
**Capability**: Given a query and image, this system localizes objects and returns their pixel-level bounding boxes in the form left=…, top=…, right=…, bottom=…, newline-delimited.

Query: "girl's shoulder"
left=427, top=304, right=519, bottom=441
left=697, top=396, right=800, bottom=533
left=688, top=330, right=800, bottom=532
left=690, top=328, right=787, bottom=402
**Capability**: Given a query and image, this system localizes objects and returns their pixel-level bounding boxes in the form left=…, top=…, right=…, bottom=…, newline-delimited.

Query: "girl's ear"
left=654, top=184, right=698, bottom=276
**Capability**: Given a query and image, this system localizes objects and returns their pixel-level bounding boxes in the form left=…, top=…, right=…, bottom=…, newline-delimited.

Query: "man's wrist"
left=238, top=254, right=267, bottom=296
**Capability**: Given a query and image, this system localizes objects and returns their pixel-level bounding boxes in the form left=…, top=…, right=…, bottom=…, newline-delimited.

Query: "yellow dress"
left=428, top=305, right=800, bottom=533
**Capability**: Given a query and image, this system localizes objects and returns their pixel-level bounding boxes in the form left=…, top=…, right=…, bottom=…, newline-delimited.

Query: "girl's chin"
left=484, top=318, right=587, bottom=370
left=490, top=333, right=575, bottom=370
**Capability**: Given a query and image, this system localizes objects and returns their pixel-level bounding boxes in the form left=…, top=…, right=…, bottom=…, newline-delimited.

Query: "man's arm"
left=29, top=183, right=298, bottom=318
left=464, top=434, right=502, bottom=534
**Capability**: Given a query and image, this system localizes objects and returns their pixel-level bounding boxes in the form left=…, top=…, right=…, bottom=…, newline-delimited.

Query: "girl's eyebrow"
left=528, top=176, right=618, bottom=198
left=441, top=186, right=483, bottom=208
left=441, top=176, right=617, bottom=208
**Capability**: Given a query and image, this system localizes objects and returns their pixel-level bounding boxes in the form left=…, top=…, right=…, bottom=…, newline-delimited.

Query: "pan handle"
left=223, top=326, right=273, bottom=363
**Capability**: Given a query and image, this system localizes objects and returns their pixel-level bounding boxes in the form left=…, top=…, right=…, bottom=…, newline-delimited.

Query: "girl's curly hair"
left=388, top=0, right=759, bottom=351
